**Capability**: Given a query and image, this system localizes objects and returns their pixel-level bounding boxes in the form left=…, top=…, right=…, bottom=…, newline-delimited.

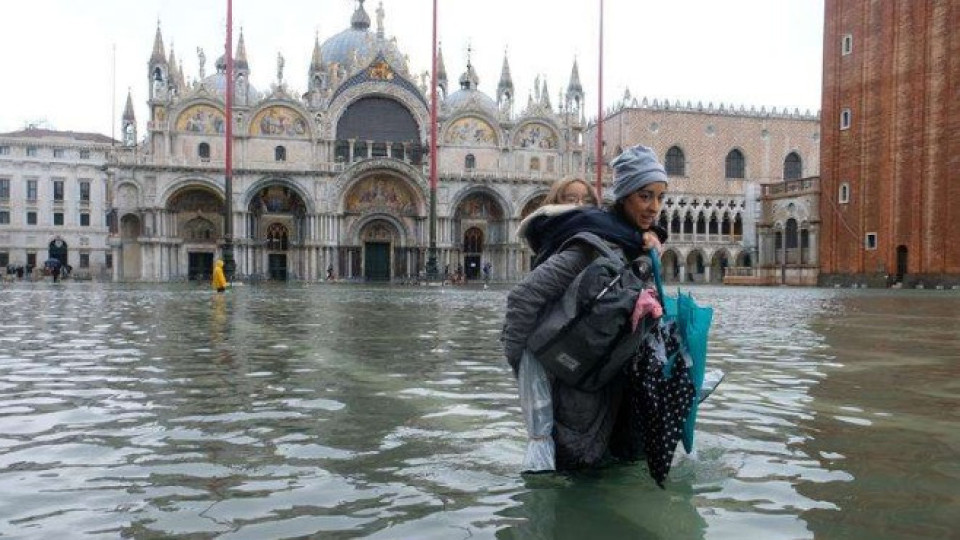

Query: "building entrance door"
left=48, top=239, right=68, bottom=267
left=188, top=252, right=214, bottom=281
left=896, top=245, right=908, bottom=283
left=268, top=254, right=288, bottom=281
left=364, top=242, right=390, bottom=281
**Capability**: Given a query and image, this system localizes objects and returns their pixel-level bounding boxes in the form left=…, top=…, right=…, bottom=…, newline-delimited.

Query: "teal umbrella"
left=650, top=250, right=714, bottom=453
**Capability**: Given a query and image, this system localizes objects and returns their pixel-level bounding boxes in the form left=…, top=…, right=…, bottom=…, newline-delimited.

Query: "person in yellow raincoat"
left=211, top=259, right=228, bottom=292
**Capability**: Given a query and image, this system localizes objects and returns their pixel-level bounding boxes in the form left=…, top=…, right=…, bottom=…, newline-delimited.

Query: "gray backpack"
left=527, top=232, right=653, bottom=392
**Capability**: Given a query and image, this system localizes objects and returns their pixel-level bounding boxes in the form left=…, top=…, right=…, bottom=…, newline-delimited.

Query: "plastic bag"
left=518, top=349, right=555, bottom=472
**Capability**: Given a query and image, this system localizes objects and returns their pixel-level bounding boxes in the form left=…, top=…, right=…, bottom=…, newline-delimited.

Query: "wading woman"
left=503, top=145, right=668, bottom=471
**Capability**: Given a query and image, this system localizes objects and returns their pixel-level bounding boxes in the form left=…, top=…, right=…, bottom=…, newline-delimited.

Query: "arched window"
left=465, top=154, right=476, bottom=170
left=665, top=146, right=685, bottom=176
left=198, top=143, right=210, bottom=161
left=266, top=223, right=289, bottom=251
left=725, top=149, right=745, bottom=179
left=839, top=182, right=850, bottom=203
left=671, top=213, right=681, bottom=234
left=783, top=152, right=802, bottom=180
left=275, top=146, right=286, bottom=162
left=683, top=213, right=694, bottom=234
left=464, top=227, right=484, bottom=253
left=785, top=218, right=799, bottom=249
left=708, top=214, right=719, bottom=235
left=696, top=212, right=706, bottom=234
left=658, top=213, right=668, bottom=231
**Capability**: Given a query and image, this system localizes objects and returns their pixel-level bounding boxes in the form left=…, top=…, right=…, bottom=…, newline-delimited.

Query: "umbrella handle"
left=649, top=249, right=666, bottom=303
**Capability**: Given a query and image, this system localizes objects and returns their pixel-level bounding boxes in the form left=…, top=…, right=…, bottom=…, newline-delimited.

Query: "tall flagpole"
left=426, top=0, right=439, bottom=280
left=223, top=0, right=236, bottom=278
left=595, top=0, right=604, bottom=199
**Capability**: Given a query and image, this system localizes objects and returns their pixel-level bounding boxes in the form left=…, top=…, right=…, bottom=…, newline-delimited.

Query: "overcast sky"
left=0, top=0, right=824, bottom=138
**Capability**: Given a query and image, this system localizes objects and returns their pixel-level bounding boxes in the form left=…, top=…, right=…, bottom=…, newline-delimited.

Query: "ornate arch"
left=248, top=103, right=313, bottom=138
left=512, top=119, right=562, bottom=150
left=114, top=181, right=141, bottom=209
left=517, top=188, right=551, bottom=219
left=159, top=176, right=224, bottom=207
left=443, top=114, right=502, bottom=146
left=243, top=177, right=315, bottom=215
left=346, top=212, right=412, bottom=246
left=326, top=86, right=428, bottom=142
left=174, top=102, right=226, bottom=135
left=450, top=185, right=513, bottom=220
left=333, top=158, right=428, bottom=211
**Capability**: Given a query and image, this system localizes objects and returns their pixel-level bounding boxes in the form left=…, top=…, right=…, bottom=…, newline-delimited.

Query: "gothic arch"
left=516, top=189, right=551, bottom=219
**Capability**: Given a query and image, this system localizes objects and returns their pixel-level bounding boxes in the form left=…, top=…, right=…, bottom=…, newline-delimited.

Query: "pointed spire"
left=567, top=58, right=582, bottom=95
left=310, top=33, right=323, bottom=71
left=122, top=89, right=136, bottom=122
left=235, top=28, right=249, bottom=71
left=437, top=42, right=448, bottom=95
left=150, top=21, right=167, bottom=65
left=497, top=49, right=514, bottom=96
left=541, top=78, right=552, bottom=110
left=168, top=42, right=179, bottom=87
left=351, top=0, right=371, bottom=30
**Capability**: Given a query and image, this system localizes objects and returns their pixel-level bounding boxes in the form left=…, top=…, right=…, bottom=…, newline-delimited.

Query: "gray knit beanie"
left=611, top=145, right=668, bottom=201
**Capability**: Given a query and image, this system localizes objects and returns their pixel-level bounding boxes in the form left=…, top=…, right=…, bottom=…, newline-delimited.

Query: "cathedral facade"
left=108, top=2, right=586, bottom=283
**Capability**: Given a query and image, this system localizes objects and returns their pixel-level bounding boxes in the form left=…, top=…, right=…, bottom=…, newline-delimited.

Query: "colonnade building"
left=585, top=95, right=821, bottom=284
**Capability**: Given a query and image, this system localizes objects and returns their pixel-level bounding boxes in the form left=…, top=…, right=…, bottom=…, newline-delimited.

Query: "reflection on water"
left=0, top=282, right=958, bottom=539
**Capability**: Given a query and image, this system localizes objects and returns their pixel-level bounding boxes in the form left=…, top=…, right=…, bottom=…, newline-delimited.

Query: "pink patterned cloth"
left=631, top=288, right=663, bottom=331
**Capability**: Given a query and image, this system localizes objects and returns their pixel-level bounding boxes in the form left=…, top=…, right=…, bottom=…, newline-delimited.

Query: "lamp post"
left=595, top=0, right=604, bottom=199
left=425, top=0, right=439, bottom=281
left=222, top=0, right=236, bottom=279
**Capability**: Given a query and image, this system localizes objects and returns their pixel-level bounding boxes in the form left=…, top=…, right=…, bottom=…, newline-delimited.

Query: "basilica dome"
left=201, top=61, right=261, bottom=101
left=445, top=62, right=499, bottom=119
left=320, top=0, right=404, bottom=70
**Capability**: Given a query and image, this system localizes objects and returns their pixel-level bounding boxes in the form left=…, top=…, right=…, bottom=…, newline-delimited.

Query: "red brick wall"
left=820, top=0, right=960, bottom=284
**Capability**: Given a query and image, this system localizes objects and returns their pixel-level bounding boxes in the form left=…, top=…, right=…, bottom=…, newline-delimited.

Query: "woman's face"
left=560, top=182, right=596, bottom=206
left=621, top=182, right=667, bottom=230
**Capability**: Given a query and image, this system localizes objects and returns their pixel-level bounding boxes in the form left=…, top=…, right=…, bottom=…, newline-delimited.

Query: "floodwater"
left=0, top=282, right=957, bottom=540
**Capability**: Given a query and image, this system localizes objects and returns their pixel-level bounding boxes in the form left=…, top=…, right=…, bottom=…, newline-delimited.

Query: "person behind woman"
left=543, top=177, right=599, bottom=207
left=503, top=145, right=668, bottom=471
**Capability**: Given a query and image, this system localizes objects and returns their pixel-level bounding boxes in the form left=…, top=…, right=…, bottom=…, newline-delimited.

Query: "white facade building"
left=0, top=128, right=114, bottom=278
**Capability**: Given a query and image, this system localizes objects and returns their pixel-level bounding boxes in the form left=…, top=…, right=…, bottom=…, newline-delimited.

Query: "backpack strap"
left=555, top=232, right=626, bottom=265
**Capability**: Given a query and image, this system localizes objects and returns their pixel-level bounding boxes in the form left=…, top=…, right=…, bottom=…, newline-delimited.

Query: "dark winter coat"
left=502, top=204, right=667, bottom=469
